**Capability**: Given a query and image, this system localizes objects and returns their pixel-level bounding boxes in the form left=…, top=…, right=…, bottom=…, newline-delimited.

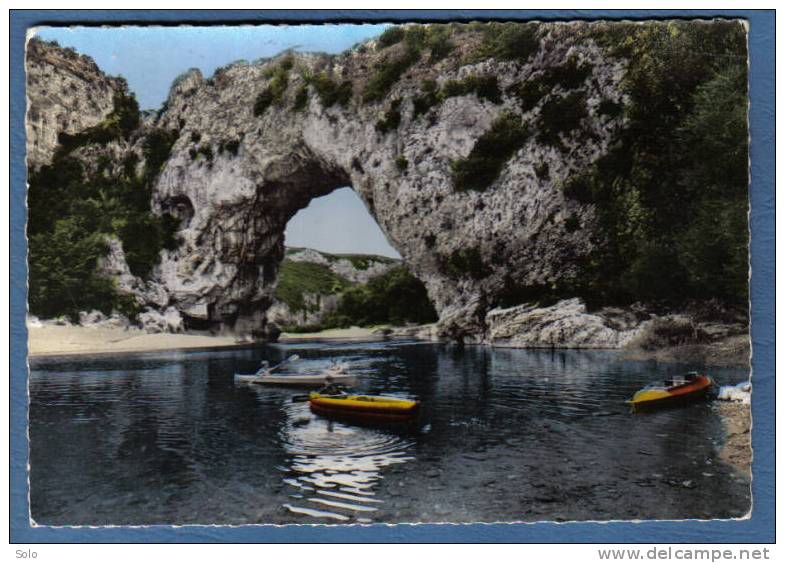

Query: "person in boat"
left=318, top=374, right=348, bottom=396
left=255, top=360, right=271, bottom=377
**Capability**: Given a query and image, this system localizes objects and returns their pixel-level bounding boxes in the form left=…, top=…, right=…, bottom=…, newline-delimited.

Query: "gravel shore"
left=713, top=401, right=752, bottom=477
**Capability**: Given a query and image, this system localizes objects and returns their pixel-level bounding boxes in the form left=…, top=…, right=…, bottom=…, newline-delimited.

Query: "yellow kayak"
left=628, top=373, right=714, bottom=411
left=308, top=393, right=419, bottom=424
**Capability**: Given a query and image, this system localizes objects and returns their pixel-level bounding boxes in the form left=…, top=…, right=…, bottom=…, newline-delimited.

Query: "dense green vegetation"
left=28, top=92, right=179, bottom=319
left=274, top=260, right=350, bottom=313
left=363, top=25, right=456, bottom=104
left=451, top=112, right=530, bottom=191
left=322, top=266, right=437, bottom=328
left=275, top=254, right=437, bottom=331
left=475, top=22, right=540, bottom=64
left=560, top=21, right=749, bottom=307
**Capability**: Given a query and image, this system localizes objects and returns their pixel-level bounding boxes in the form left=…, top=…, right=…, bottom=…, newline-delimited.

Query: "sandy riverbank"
left=279, top=326, right=386, bottom=341
left=27, top=324, right=242, bottom=357
left=27, top=324, right=396, bottom=357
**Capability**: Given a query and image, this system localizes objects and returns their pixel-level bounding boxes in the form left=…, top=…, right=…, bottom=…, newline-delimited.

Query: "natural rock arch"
left=143, top=23, right=625, bottom=338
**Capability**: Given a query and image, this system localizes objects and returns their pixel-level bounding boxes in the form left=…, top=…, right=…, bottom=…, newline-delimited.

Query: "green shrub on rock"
left=253, top=65, right=289, bottom=116
left=412, top=79, right=441, bottom=119
left=292, top=84, right=309, bottom=112
left=57, top=92, right=140, bottom=154
left=441, top=247, right=487, bottom=280
left=362, top=48, right=420, bottom=103
left=375, top=99, right=402, bottom=134
left=536, top=91, right=587, bottom=148
left=412, top=75, right=502, bottom=122
left=451, top=112, right=530, bottom=192
left=424, top=25, right=455, bottom=62
left=442, top=75, right=502, bottom=104
left=507, top=57, right=592, bottom=114
left=310, top=72, right=353, bottom=108
left=377, top=27, right=406, bottom=48
left=477, top=22, right=540, bottom=63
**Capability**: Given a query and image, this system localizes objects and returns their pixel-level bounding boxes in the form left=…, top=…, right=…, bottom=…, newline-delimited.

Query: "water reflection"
left=277, top=401, right=414, bottom=522
left=29, top=341, right=750, bottom=525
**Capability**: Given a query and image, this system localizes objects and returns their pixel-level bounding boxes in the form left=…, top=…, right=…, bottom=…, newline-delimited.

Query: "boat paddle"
left=256, top=354, right=300, bottom=377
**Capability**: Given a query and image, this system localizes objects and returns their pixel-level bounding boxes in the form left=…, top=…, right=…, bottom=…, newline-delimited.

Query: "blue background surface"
left=9, top=9, right=775, bottom=543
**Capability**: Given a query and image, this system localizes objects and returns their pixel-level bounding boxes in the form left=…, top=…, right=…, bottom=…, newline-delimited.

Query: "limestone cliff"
left=27, top=23, right=630, bottom=341
left=147, top=22, right=625, bottom=338
left=25, top=38, right=128, bottom=169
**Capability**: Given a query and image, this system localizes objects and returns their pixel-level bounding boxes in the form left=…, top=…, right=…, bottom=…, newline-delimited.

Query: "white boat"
left=234, top=364, right=356, bottom=387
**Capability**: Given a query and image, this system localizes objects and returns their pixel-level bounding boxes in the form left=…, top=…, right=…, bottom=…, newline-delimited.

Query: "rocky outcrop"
left=137, top=307, right=184, bottom=333
left=485, top=298, right=649, bottom=348
left=78, top=310, right=134, bottom=330
left=266, top=294, right=340, bottom=328
left=26, top=24, right=631, bottom=342
left=25, top=38, right=128, bottom=169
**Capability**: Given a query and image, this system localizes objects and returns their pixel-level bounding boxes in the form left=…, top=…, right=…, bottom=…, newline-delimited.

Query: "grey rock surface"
left=25, top=39, right=127, bottom=169
left=267, top=293, right=341, bottom=328
left=485, top=298, right=649, bottom=349
left=78, top=310, right=133, bottom=330
left=146, top=23, right=625, bottom=336
left=26, top=25, right=637, bottom=346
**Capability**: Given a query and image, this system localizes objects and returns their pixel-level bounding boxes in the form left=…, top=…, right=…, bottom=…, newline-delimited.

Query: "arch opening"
left=285, top=187, right=400, bottom=259
left=268, top=187, right=436, bottom=334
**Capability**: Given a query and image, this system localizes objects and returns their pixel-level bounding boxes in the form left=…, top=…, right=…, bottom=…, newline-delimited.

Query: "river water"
left=29, top=340, right=751, bottom=525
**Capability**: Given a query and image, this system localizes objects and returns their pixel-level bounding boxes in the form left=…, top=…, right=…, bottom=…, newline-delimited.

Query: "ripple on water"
left=278, top=402, right=414, bottom=522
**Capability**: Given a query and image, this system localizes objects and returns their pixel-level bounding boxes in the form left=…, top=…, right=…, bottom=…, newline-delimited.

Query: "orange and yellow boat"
left=308, top=393, right=420, bottom=425
left=627, top=372, right=714, bottom=411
